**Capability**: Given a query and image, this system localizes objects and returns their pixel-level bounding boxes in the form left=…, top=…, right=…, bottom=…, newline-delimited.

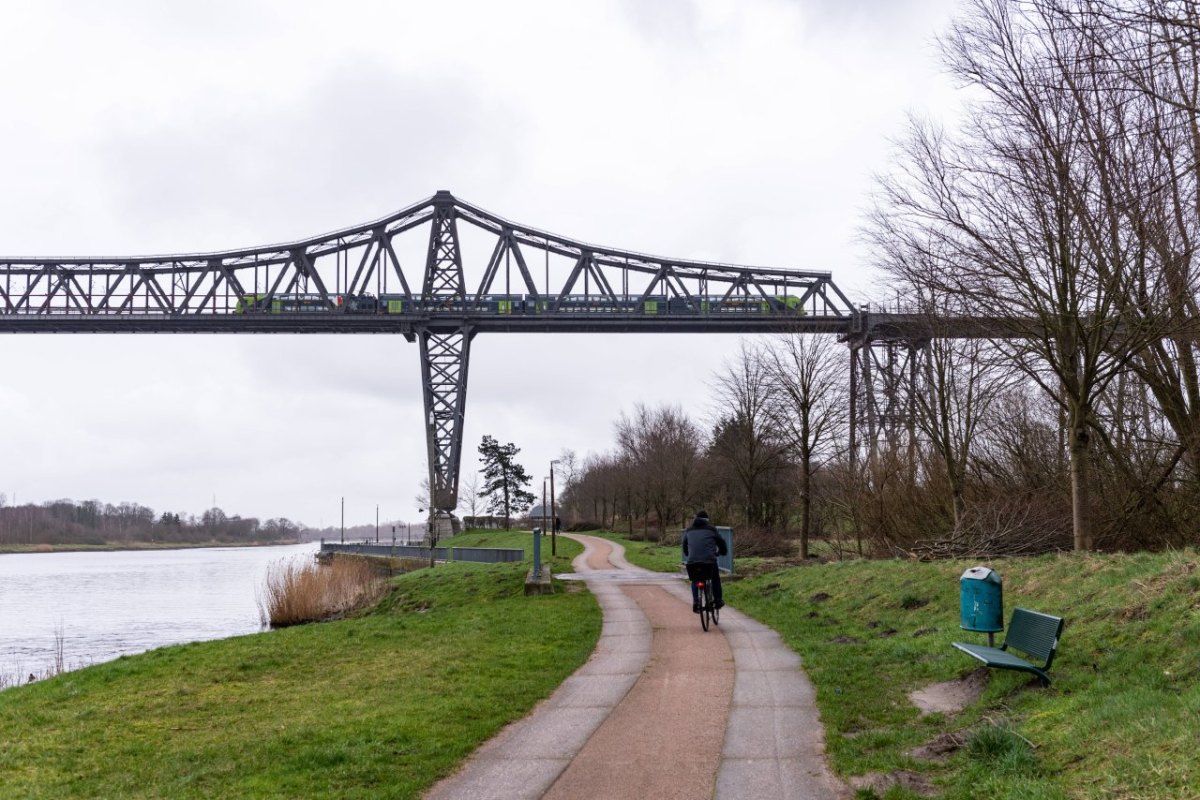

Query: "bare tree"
left=615, top=404, right=706, bottom=539
left=765, top=333, right=845, bottom=557
left=914, top=309, right=1015, bottom=529
left=869, top=0, right=1176, bottom=550
left=460, top=471, right=482, bottom=524
left=709, top=342, right=790, bottom=527
left=1056, top=0, right=1200, bottom=481
left=415, top=476, right=430, bottom=515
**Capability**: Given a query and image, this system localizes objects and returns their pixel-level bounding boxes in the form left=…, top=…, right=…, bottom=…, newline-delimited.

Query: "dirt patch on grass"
left=909, top=667, right=989, bottom=715
left=849, top=770, right=936, bottom=797
left=909, top=730, right=969, bottom=762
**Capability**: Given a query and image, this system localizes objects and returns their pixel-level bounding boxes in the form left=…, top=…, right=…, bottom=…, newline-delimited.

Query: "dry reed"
left=258, top=555, right=387, bottom=628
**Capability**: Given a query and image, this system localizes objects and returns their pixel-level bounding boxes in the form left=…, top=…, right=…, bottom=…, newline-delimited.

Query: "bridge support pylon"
left=418, top=326, right=473, bottom=513
left=419, top=191, right=471, bottom=521
left=848, top=333, right=925, bottom=474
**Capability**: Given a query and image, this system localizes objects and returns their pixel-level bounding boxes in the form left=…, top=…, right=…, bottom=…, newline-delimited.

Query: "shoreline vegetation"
left=0, top=496, right=319, bottom=552
left=0, top=538, right=310, bottom=555
left=258, top=555, right=388, bottom=627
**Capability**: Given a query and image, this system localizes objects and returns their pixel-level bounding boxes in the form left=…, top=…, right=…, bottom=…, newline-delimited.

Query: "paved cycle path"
left=425, top=534, right=848, bottom=800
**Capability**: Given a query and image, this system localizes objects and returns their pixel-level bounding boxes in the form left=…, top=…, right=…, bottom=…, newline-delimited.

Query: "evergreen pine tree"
left=478, top=435, right=535, bottom=529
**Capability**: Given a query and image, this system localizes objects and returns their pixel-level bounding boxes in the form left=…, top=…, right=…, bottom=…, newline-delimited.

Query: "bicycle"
left=685, top=561, right=721, bottom=631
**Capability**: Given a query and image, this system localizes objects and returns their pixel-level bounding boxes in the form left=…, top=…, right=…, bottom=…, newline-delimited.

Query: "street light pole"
left=550, top=459, right=559, bottom=556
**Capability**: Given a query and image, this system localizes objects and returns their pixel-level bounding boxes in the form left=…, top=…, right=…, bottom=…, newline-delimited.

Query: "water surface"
left=0, top=542, right=317, bottom=686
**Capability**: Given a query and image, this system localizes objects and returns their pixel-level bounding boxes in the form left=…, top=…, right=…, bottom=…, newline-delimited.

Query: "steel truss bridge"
left=0, top=191, right=943, bottom=514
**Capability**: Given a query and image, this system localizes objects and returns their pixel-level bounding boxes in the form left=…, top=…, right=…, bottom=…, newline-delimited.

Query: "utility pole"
left=375, top=504, right=379, bottom=544
left=550, top=459, right=559, bottom=556
left=340, top=497, right=344, bottom=544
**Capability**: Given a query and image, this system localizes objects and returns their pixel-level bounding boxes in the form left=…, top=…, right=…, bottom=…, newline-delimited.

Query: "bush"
left=731, top=527, right=795, bottom=558
left=258, top=555, right=387, bottom=628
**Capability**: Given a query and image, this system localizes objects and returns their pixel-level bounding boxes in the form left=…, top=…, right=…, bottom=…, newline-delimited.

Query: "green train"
left=234, top=293, right=807, bottom=315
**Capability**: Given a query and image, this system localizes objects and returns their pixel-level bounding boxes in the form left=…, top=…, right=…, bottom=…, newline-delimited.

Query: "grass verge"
left=0, top=556, right=600, bottom=799
left=725, top=549, right=1200, bottom=799
left=585, top=531, right=684, bottom=572
left=440, top=528, right=582, bottom=573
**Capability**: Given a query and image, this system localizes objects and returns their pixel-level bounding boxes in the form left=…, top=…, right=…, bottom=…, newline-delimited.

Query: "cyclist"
left=682, top=510, right=727, bottom=613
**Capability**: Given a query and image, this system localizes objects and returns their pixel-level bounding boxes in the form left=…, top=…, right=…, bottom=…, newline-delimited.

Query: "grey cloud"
left=91, top=60, right=522, bottom=253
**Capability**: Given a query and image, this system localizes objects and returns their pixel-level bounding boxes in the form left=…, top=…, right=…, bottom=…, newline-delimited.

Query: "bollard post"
left=532, top=528, right=542, bottom=580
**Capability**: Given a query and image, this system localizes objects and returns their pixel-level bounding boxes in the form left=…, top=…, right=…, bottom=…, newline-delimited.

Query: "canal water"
left=0, top=542, right=317, bottom=688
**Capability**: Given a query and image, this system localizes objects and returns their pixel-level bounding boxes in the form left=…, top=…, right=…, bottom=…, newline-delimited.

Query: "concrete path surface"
left=424, top=534, right=848, bottom=800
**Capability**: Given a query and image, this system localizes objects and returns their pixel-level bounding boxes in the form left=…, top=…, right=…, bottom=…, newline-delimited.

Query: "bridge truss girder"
left=0, top=191, right=857, bottom=321
left=0, top=191, right=866, bottom=520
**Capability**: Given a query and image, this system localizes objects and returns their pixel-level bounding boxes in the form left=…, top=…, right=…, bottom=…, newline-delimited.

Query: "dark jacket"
left=682, top=516, right=727, bottom=563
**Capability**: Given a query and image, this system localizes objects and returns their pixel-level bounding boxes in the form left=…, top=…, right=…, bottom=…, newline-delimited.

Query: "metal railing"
left=320, top=541, right=524, bottom=564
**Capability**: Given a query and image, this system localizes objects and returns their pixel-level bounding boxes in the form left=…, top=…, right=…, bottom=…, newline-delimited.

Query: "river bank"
left=0, top=540, right=595, bottom=799
left=0, top=542, right=321, bottom=688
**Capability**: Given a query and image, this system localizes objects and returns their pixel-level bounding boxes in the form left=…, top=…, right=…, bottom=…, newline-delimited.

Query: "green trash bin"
left=960, top=566, right=1003, bottom=642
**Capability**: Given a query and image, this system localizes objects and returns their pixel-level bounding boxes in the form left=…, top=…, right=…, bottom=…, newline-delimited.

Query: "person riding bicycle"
left=682, top=510, right=727, bottom=613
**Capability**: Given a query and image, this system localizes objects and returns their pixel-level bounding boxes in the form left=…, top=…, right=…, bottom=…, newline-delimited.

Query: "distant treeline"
left=0, top=496, right=310, bottom=547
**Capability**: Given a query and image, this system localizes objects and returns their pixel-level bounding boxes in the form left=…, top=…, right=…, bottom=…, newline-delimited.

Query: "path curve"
left=425, top=534, right=849, bottom=800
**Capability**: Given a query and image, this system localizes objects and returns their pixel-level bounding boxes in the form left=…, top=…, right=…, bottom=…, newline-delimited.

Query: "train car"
left=273, top=294, right=338, bottom=313
left=670, top=294, right=806, bottom=314
left=233, top=293, right=342, bottom=313
left=341, top=294, right=380, bottom=312
left=380, top=294, right=407, bottom=314
left=234, top=294, right=269, bottom=314
left=371, top=294, right=522, bottom=314
left=642, top=296, right=668, bottom=314
left=475, top=294, right=524, bottom=314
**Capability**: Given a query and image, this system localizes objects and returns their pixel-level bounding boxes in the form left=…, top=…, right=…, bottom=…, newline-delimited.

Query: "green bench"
left=952, top=607, right=1065, bottom=686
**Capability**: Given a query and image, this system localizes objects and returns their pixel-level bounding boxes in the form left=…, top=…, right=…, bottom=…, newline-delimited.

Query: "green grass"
left=585, top=530, right=684, bottom=572
left=0, top=556, right=600, bottom=799
left=725, top=549, right=1200, bottom=799
left=592, top=529, right=813, bottom=576
left=440, top=528, right=582, bottom=573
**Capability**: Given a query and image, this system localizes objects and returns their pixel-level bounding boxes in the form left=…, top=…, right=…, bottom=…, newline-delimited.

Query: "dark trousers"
left=687, top=562, right=723, bottom=606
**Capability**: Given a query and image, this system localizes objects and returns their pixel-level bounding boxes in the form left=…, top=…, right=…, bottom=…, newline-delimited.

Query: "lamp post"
left=419, top=508, right=434, bottom=568
left=550, top=459, right=560, bottom=556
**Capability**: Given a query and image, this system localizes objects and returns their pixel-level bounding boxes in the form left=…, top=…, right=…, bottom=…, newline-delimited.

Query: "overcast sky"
left=0, top=0, right=963, bottom=528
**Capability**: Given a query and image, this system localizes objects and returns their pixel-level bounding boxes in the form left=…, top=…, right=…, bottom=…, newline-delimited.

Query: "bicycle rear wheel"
left=697, top=581, right=710, bottom=631
left=703, top=581, right=715, bottom=631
